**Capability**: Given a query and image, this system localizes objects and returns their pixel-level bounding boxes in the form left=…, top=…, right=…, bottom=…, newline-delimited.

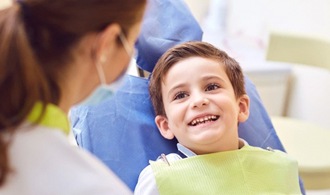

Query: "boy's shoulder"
left=243, top=145, right=298, bottom=166
left=139, top=153, right=182, bottom=175
left=154, top=153, right=183, bottom=164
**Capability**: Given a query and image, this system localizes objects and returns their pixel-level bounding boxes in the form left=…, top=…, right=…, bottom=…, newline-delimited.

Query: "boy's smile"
left=188, top=115, right=219, bottom=126
left=155, top=56, right=249, bottom=155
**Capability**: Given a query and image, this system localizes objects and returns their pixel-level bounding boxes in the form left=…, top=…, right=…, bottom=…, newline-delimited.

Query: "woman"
left=0, top=0, right=146, bottom=194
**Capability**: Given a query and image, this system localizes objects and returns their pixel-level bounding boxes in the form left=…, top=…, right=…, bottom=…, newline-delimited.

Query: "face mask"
left=78, top=32, right=133, bottom=106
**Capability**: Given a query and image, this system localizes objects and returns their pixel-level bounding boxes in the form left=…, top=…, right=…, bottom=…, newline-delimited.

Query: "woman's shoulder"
left=7, top=124, right=132, bottom=195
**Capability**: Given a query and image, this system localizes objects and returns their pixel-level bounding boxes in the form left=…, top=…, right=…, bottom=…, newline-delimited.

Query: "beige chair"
left=0, top=0, right=11, bottom=10
left=267, top=31, right=330, bottom=71
left=266, top=32, right=330, bottom=190
left=272, top=116, right=330, bottom=190
left=266, top=31, right=330, bottom=129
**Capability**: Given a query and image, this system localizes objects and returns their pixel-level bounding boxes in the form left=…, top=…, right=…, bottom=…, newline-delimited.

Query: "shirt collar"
left=177, top=143, right=197, bottom=157
left=27, top=102, right=70, bottom=135
left=177, top=138, right=249, bottom=158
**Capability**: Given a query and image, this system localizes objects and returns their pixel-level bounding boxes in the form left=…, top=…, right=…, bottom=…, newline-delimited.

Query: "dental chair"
left=267, top=31, right=330, bottom=71
left=266, top=31, right=330, bottom=190
left=69, top=0, right=305, bottom=193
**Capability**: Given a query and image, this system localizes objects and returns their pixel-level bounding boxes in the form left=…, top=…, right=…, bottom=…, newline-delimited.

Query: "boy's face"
left=155, top=57, right=249, bottom=154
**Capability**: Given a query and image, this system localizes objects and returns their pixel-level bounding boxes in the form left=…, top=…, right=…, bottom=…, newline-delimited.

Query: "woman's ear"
left=95, top=23, right=121, bottom=61
left=238, top=94, right=250, bottom=122
left=155, top=115, right=175, bottom=140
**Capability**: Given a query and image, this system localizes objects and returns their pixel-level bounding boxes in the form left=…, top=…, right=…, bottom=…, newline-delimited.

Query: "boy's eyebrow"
left=167, top=83, right=186, bottom=98
left=202, top=75, right=226, bottom=83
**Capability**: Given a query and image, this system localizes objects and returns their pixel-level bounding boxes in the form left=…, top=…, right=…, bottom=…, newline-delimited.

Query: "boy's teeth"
left=191, top=115, right=218, bottom=126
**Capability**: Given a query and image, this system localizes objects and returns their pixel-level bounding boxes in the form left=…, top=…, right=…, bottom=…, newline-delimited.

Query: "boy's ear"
left=238, top=94, right=250, bottom=122
left=155, top=115, right=175, bottom=140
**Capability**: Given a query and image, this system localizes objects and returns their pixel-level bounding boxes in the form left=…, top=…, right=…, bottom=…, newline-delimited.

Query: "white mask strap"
left=96, top=32, right=132, bottom=86
left=96, top=55, right=107, bottom=85
left=118, top=32, right=133, bottom=57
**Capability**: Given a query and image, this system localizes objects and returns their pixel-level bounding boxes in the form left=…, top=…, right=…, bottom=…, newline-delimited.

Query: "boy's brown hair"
left=149, top=41, right=246, bottom=116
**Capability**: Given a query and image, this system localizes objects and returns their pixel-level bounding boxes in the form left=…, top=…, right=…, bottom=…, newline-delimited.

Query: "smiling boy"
left=134, top=41, right=301, bottom=195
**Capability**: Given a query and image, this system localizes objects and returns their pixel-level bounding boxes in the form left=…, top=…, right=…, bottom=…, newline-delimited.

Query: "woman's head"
left=0, top=0, right=146, bottom=185
left=149, top=41, right=247, bottom=117
left=16, top=0, right=145, bottom=63
left=0, top=0, right=146, bottom=125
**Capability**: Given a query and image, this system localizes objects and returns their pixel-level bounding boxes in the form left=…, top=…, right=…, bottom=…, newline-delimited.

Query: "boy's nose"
left=191, top=93, right=210, bottom=108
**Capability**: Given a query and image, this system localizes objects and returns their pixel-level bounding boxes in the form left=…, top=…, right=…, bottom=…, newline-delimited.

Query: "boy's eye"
left=173, top=91, right=188, bottom=100
left=205, top=83, right=220, bottom=91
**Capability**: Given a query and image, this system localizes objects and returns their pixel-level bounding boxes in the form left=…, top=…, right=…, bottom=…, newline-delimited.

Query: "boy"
left=134, top=41, right=301, bottom=194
